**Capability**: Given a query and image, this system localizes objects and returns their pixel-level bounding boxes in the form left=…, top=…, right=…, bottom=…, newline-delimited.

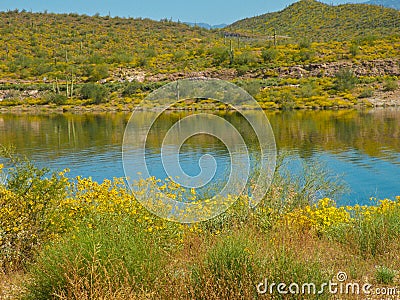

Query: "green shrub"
left=24, top=216, right=167, bottom=300
left=109, top=51, right=133, bottom=64
left=235, top=65, right=249, bottom=76
left=301, top=82, right=319, bottom=98
left=206, top=234, right=254, bottom=279
left=144, top=47, right=157, bottom=58
left=297, top=49, right=315, bottom=62
left=358, top=87, right=374, bottom=98
left=261, top=47, right=278, bottom=63
left=349, top=43, right=360, bottom=57
left=44, top=92, right=67, bottom=104
left=173, top=50, right=186, bottom=61
left=266, top=249, right=330, bottom=299
left=334, top=68, right=358, bottom=92
left=383, top=79, right=398, bottom=91
left=333, top=201, right=400, bottom=257
left=277, top=89, right=296, bottom=109
left=88, top=53, right=104, bottom=64
left=191, top=231, right=260, bottom=299
left=234, top=50, right=257, bottom=66
left=209, top=46, right=230, bottom=66
left=80, top=83, right=109, bottom=104
left=121, top=81, right=142, bottom=97
left=89, top=64, right=109, bottom=82
left=237, top=80, right=261, bottom=97
left=375, top=266, right=397, bottom=284
left=299, top=38, right=311, bottom=49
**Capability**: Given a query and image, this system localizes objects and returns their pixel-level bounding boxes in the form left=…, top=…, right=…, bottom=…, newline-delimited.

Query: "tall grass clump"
left=190, top=229, right=261, bottom=299
left=265, top=152, right=348, bottom=212
left=330, top=198, right=400, bottom=257
left=375, top=265, right=397, bottom=284
left=23, top=215, right=170, bottom=300
left=265, top=248, right=331, bottom=299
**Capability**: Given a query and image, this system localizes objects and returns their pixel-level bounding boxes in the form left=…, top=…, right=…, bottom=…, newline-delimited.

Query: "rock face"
left=253, top=59, right=400, bottom=79
left=110, top=69, right=238, bottom=82
left=0, top=90, right=40, bottom=101
left=111, top=59, right=399, bottom=82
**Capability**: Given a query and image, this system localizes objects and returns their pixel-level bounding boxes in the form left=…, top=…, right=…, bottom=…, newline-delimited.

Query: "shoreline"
left=0, top=101, right=399, bottom=114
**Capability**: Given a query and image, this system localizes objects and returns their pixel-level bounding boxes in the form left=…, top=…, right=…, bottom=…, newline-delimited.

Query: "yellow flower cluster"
left=58, top=176, right=184, bottom=237
left=349, top=197, right=400, bottom=221
left=0, top=168, right=70, bottom=266
left=282, top=197, right=400, bottom=235
left=282, top=198, right=351, bottom=234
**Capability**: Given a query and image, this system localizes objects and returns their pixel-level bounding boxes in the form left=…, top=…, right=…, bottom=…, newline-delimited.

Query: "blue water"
left=0, top=110, right=399, bottom=206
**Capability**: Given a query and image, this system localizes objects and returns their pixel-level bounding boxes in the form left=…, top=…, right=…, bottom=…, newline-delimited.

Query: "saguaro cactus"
left=5, top=44, right=9, bottom=60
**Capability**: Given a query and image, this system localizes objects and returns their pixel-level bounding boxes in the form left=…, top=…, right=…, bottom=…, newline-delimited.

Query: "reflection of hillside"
left=0, top=113, right=130, bottom=158
left=266, top=109, right=400, bottom=160
left=0, top=110, right=399, bottom=162
left=143, top=111, right=259, bottom=155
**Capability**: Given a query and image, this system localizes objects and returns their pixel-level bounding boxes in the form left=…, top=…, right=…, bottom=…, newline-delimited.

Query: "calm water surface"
left=0, top=109, right=399, bottom=206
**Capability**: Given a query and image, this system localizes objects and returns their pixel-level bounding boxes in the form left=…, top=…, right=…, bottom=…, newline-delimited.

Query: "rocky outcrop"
left=0, top=89, right=41, bottom=101
left=245, top=59, right=400, bottom=79
left=110, top=59, right=399, bottom=82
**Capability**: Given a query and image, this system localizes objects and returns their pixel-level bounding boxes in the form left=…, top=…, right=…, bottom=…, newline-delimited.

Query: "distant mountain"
left=228, top=0, right=400, bottom=42
left=184, top=22, right=227, bottom=29
left=363, top=0, right=400, bottom=10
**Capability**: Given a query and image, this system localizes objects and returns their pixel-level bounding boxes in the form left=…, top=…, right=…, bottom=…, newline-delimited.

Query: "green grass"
left=23, top=216, right=169, bottom=300
left=375, top=266, right=397, bottom=284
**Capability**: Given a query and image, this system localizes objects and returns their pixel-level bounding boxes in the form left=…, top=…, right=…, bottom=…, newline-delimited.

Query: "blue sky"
left=0, top=0, right=367, bottom=25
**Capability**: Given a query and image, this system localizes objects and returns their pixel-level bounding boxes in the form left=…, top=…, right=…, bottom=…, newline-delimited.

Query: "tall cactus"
left=5, top=43, right=9, bottom=60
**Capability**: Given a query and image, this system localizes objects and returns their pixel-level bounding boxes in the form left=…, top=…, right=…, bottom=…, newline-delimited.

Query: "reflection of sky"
left=283, top=149, right=400, bottom=206
left=11, top=144, right=399, bottom=206
left=326, top=150, right=400, bottom=206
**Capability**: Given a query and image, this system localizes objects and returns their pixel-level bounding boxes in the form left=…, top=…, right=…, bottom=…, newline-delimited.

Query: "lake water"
left=0, top=109, right=399, bottom=206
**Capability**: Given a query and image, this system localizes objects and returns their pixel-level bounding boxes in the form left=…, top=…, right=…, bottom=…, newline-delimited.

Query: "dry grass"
left=2, top=224, right=400, bottom=299
left=0, top=272, right=26, bottom=300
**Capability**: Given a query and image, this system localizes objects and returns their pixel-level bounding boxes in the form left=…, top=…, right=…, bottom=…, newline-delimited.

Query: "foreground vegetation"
left=0, top=146, right=399, bottom=299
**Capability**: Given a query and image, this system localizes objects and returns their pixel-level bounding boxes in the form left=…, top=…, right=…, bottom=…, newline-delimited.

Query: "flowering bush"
left=282, top=198, right=351, bottom=234
left=0, top=151, right=70, bottom=270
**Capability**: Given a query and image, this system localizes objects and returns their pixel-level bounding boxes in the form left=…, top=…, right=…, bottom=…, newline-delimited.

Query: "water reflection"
left=0, top=109, right=399, bottom=205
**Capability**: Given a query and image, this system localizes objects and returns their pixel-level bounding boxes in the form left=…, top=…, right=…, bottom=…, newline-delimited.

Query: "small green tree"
left=122, top=81, right=142, bottom=97
left=209, top=46, right=230, bottom=66
left=383, top=79, right=398, bottom=91
left=89, top=64, right=109, bottom=82
left=349, top=43, right=359, bottom=57
left=80, top=83, right=109, bottom=104
left=334, top=68, right=358, bottom=92
left=261, top=47, right=278, bottom=63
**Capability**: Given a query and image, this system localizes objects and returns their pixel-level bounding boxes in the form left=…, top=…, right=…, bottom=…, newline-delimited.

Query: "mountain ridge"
left=184, top=22, right=227, bottom=29
left=228, top=0, right=400, bottom=41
